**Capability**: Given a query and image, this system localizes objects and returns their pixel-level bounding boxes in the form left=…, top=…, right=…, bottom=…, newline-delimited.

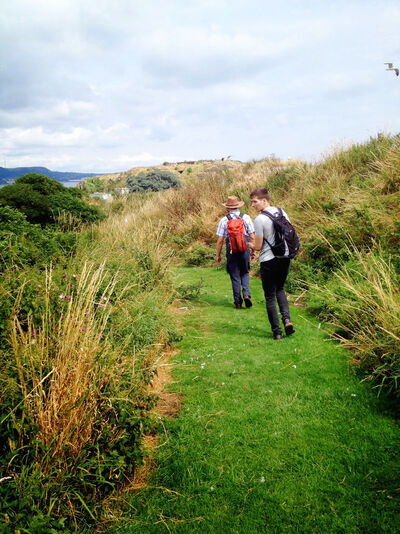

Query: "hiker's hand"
left=250, top=250, right=256, bottom=260
left=216, top=254, right=221, bottom=264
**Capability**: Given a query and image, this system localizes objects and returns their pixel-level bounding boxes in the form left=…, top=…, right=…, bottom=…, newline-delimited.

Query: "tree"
left=127, top=169, right=181, bottom=193
left=0, top=173, right=103, bottom=225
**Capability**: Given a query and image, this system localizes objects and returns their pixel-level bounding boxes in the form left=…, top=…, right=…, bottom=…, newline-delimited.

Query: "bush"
left=0, top=173, right=103, bottom=226
left=0, top=207, right=77, bottom=269
left=183, top=243, right=215, bottom=266
left=127, top=169, right=181, bottom=193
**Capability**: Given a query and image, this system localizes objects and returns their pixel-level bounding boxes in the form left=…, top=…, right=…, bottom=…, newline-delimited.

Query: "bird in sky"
left=384, top=62, right=399, bottom=76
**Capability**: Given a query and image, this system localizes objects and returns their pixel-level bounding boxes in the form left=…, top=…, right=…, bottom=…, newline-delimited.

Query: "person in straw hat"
left=216, top=195, right=255, bottom=309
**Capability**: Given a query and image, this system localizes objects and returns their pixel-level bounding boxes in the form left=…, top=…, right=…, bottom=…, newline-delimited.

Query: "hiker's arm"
left=254, top=235, right=263, bottom=251
left=248, top=232, right=256, bottom=259
left=248, top=232, right=255, bottom=249
left=216, top=236, right=224, bottom=264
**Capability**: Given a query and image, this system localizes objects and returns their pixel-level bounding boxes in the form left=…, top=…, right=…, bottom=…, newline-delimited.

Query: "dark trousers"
left=260, top=258, right=291, bottom=335
left=226, top=249, right=251, bottom=304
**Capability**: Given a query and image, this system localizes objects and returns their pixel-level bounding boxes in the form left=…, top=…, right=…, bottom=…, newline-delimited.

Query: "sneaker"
left=243, top=295, right=252, bottom=308
left=284, top=321, right=295, bottom=336
left=273, top=333, right=283, bottom=340
left=234, top=303, right=242, bottom=309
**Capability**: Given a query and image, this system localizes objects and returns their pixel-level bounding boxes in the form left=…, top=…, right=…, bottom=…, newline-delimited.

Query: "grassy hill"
left=0, top=134, right=398, bottom=531
left=111, top=134, right=399, bottom=398
left=80, top=158, right=289, bottom=192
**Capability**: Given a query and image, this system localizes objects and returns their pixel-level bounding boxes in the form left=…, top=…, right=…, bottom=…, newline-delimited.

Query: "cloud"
left=141, top=28, right=299, bottom=87
left=1, top=1, right=400, bottom=171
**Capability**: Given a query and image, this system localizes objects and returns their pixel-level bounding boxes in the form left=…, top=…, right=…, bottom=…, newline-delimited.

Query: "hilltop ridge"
left=80, top=157, right=294, bottom=191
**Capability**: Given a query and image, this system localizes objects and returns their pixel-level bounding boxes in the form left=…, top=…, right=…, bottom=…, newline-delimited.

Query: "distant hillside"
left=81, top=159, right=248, bottom=192
left=0, top=166, right=103, bottom=184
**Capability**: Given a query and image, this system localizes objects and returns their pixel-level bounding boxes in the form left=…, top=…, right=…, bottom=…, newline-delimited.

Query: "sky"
left=1, top=0, right=399, bottom=173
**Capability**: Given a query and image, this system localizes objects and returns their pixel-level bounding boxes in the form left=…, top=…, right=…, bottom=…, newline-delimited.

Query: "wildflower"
left=32, top=332, right=36, bottom=337
left=210, top=486, right=215, bottom=491
left=260, top=476, right=265, bottom=483
left=292, top=365, right=297, bottom=369
left=65, top=295, right=71, bottom=301
left=99, top=334, right=103, bottom=339
left=59, top=294, right=64, bottom=299
left=351, top=394, right=357, bottom=397
left=82, top=326, right=86, bottom=331
left=72, top=274, right=77, bottom=279
left=62, top=273, right=67, bottom=278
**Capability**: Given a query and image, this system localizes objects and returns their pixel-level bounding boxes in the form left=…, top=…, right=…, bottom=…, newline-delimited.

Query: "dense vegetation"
left=0, top=173, right=103, bottom=225
left=0, top=135, right=398, bottom=531
left=127, top=168, right=181, bottom=193
left=0, top=175, right=177, bottom=531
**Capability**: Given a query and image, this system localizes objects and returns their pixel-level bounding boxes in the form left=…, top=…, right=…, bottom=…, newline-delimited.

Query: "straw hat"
left=222, top=195, right=244, bottom=209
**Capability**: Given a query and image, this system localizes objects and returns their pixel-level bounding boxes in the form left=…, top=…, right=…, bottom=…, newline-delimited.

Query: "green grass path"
left=116, top=267, right=399, bottom=533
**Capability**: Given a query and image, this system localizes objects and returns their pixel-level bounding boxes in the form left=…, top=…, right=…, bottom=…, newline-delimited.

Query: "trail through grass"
left=115, top=267, right=399, bottom=533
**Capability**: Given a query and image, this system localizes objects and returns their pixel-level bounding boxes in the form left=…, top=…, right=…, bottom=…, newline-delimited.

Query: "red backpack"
left=226, top=213, right=248, bottom=253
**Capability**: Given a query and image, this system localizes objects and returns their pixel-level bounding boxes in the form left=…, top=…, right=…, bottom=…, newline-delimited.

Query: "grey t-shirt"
left=254, top=207, right=290, bottom=262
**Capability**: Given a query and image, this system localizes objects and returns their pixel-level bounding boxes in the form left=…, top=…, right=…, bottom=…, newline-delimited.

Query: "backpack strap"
left=260, top=209, right=276, bottom=248
left=227, top=212, right=243, bottom=221
left=261, top=208, right=283, bottom=219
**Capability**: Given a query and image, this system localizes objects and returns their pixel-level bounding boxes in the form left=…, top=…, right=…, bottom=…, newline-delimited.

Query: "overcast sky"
left=1, top=0, right=399, bottom=172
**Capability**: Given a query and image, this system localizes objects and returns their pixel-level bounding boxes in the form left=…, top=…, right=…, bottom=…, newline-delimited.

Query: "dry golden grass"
left=11, top=263, right=116, bottom=458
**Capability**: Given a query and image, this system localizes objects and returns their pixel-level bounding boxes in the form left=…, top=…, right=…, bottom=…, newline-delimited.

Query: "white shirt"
left=254, top=206, right=290, bottom=262
left=216, top=209, right=255, bottom=238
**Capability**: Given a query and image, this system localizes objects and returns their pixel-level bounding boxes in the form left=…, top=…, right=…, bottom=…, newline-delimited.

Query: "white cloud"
left=1, top=1, right=400, bottom=171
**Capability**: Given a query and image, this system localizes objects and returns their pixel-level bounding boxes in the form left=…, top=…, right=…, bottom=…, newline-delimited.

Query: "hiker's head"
left=222, top=195, right=244, bottom=211
left=250, top=188, right=270, bottom=211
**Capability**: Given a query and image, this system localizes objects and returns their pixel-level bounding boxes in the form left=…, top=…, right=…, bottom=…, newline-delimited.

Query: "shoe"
left=243, top=295, right=252, bottom=308
left=284, top=321, right=295, bottom=336
left=234, top=303, right=242, bottom=309
left=273, top=333, right=283, bottom=340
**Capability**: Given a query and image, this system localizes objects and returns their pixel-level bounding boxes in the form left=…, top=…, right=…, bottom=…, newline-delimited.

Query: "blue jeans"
left=226, top=250, right=251, bottom=304
left=260, top=258, right=291, bottom=335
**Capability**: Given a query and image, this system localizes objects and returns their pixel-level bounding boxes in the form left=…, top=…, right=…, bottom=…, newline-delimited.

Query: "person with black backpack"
left=250, top=188, right=300, bottom=339
left=216, top=196, right=255, bottom=309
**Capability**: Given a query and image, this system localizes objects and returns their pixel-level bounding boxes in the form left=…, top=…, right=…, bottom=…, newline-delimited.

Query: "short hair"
left=250, top=188, right=270, bottom=201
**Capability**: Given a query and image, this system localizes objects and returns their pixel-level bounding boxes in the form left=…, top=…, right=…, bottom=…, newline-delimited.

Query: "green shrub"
left=183, top=243, right=214, bottom=266
left=0, top=173, right=103, bottom=226
left=127, top=169, right=181, bottom=193
left=0, top=207, right=78, bottom=269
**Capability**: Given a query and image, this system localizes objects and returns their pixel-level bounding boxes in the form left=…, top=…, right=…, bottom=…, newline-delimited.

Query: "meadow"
left=0, top=134, right=398, bottom=531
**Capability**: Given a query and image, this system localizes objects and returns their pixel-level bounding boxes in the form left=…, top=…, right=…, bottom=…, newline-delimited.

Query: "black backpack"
left=261, top=208, right=300, bottom=259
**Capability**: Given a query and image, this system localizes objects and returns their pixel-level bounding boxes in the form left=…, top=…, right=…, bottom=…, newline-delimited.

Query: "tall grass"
left=0, top=197, right=177, bottom=530
left=127, top=134, right=399, bottom=399
left=312, top=249, right=400, bottom=396
left=10, top=263, right=116, bottom=459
